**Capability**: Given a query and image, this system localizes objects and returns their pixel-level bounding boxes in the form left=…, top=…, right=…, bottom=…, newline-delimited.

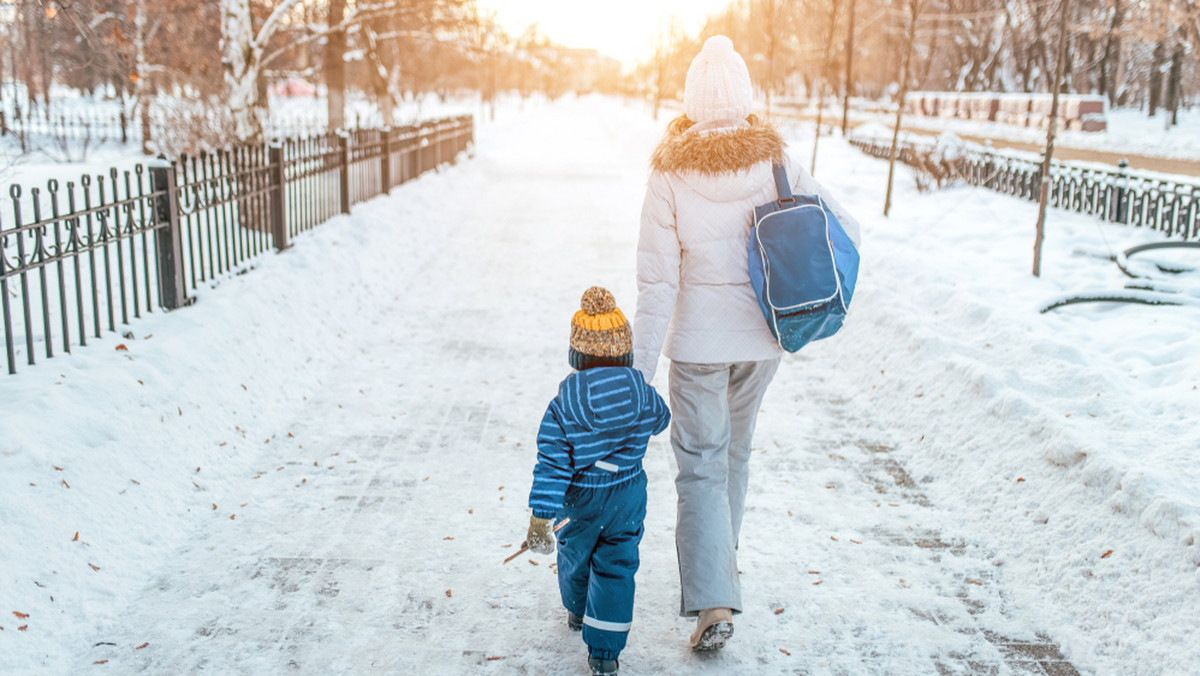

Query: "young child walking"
left=523, top=287, right=671, bottom=676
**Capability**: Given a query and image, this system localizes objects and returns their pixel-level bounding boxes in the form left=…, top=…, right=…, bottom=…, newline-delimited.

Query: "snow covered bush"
left=908, top=132, right=970, bottom=192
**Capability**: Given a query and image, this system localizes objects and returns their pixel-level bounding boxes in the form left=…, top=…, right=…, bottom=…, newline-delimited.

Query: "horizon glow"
left=473, top=0, right=734, bottom=68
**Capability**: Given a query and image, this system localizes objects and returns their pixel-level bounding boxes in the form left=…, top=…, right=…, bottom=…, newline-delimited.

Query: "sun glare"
left=474, top=0, right=734, bottom=68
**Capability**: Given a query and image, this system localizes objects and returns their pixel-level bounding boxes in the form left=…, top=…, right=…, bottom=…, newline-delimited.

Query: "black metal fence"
left=848, top=136, right=1200, bottom=242
left=1, top=115, right=474, bottom=375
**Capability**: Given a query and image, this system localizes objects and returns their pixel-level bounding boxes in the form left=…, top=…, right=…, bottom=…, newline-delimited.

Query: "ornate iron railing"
left=1, top=115, right=474, bottom=375
left=848, top=136, right=1200, bottom=242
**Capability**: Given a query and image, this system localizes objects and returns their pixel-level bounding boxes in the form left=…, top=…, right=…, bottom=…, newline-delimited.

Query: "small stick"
left=504, top=518, right=570, bottom=564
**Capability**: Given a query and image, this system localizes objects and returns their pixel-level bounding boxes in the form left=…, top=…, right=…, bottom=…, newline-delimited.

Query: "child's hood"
left=558, top=367, right=653, bottom=432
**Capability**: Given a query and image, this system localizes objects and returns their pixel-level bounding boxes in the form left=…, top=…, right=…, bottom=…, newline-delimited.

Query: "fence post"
left=339, top=132, right=352, bottom=214
left=1112, top=159, right=1129, bottom=224
left=149, top=159, right=193, bottom=310
left=415, top=124, right=425, bottom=176
left=380, top=127, right=392, bottom=194
left=269, top=143, right=290, bottom=251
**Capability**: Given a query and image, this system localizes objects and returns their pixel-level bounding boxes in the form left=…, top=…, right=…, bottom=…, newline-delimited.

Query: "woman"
left=633, top=35, right=863, bottom=651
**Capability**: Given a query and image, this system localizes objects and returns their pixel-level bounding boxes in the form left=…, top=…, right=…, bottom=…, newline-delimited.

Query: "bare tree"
left=884, top=0, right=923, bottom=217
left=812, top=0, right=843, bottom=175
left=1033, top=0, right=1073, bottom=277
left=841, top=0, right=858, bottom=135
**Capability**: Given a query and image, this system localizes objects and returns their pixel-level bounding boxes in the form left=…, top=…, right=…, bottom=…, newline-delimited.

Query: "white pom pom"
left=701, top=35, right=736, bottom=58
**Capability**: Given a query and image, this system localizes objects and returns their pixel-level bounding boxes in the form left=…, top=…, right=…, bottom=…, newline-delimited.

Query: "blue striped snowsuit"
left=529, top=366, right=670, bottom=661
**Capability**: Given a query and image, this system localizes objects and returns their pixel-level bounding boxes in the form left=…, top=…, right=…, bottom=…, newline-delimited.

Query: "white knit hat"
left=684, top=35, right=754, bottom=124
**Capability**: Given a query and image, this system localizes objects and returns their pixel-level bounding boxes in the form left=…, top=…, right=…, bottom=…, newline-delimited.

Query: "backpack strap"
left=772, top=163, right=794, bottom=203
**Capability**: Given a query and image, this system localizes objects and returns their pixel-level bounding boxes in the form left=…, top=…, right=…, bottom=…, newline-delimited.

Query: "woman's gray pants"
left=668, top=358, right=781, bottom=617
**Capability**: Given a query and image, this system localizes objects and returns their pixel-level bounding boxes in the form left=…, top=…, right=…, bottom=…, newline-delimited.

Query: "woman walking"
left=632, top=35, right=863, bottom=651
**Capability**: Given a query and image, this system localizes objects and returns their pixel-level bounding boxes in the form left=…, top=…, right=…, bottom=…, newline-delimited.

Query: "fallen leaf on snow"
left=114, top=344, right=127, bottom=351
left=812, top=580, right=823, bottom=586
left=444, top=536, right=454, bottom=540
left=212, top=504, right=218, bottom=511
left=1016, top=477, right=1026, bottom=482
left=53, top=466, right=63, bottom=471
left=808, top=570, right=820, bottom=574
left=135, top=642, right=149, bottom=650
left=1101, top=549, right=1114, bottom=559
left=94, top=660, right=108, bottom=664
left=529, top=560, right=539, bottom=566
left=486, top=656, right=504, bottom=661
left=445, top=589, right=452, bottom=597
left=774, top=608, right=785, bottom=615
left=61, top=480, right=71, bottom=488
left=230, top=515, right=236, bottom=520
left=779, top=648, right=791, bottom=655
left=18, top=625, right=28, bottom=631
left=850, top=539, right=862, bottom=544
left=829, top=536, right=838, bottom=541
left=966, top=579, right=983, bottom=586
left=88, top=563, right=100, bottom=571
left=72, top=532, right=79, bottom=542
left=12, top=611, right=29, bottom=619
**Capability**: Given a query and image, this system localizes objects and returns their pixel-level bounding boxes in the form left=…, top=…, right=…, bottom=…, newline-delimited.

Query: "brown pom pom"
left=580, top=287, right=617, bottom=315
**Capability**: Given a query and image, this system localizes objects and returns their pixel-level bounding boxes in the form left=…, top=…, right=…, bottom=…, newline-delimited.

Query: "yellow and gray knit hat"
left=569, top=287, right=633, bottom=371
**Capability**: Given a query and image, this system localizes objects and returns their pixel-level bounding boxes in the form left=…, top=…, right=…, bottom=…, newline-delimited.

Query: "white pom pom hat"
left=683, top=35, right=754, bottom=124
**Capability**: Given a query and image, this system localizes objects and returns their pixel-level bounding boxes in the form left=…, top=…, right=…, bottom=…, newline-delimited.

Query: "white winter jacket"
left=633, top=116, right=862, bottom=382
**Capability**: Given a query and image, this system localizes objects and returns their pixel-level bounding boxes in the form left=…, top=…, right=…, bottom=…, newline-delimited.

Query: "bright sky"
left=474, top=0, right=734, bottom=68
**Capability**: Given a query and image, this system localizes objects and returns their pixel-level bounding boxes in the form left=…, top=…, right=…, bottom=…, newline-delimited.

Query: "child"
left=523, top=287, right=671, bottom=676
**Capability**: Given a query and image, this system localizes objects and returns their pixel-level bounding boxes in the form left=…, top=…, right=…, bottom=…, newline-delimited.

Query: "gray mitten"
left=525, top=515, right=555, bottom=555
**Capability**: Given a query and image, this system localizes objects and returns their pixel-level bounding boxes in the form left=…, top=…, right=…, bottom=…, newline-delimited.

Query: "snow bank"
left=783, top=117, right=1200, bottom=672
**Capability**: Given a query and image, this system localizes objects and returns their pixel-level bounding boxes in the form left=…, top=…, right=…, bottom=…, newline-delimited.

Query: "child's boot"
left=567, top=610, right=582, bottom=631
left=689, top=607, right=734, bottom=651
left=587, top=655, right=619, bottom=675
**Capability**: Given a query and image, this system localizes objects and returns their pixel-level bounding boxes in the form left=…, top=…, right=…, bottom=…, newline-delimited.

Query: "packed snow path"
left=10, top=96, right=1199, bottom=674
left=53, top=100, right=1073, bottom=675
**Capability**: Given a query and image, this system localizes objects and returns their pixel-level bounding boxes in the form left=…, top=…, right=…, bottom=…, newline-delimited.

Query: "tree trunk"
left=364, top=27, right=393, bottom=126
left=1100, top=0, right=1123, bottom=105
left=1148, top=41, right=1165, bottom=116
left=134, top=0, right=153, bottom=155
left=812, top=0, right=841, bottom=175
left=841, top=0, right=856, bottom=136
left=1033, top=0, right=1072, bottom=277
left=1165, top=39, right=1183, bottom=127
left=884, top=0, right=920, bottom=218
left=221, top=0, right=264, bottom=141
left=325, top=0, right=347, bottom=130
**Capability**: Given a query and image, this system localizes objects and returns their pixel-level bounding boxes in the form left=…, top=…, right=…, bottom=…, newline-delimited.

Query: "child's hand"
left=525, top=515, right=556, bottom=555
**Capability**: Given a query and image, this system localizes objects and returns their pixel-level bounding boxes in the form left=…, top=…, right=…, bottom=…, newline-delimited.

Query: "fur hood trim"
left=650, top=114, right=785, bottom=176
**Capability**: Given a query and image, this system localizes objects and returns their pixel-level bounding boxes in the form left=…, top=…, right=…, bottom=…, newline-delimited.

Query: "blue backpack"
left=747, top=164, right=859, bottom=352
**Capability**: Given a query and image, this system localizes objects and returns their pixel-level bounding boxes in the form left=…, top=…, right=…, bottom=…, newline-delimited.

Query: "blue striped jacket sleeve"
left=528, top=401, right=574, bottom=519
left=649, top=387, right=671, bottom=436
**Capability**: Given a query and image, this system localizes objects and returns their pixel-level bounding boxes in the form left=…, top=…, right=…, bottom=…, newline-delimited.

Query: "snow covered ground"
left=1, top=95, right=1197, bottom=675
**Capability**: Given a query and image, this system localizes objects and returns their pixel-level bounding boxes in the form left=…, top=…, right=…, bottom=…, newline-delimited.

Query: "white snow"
left=2, top=95, right=1198, bottom=674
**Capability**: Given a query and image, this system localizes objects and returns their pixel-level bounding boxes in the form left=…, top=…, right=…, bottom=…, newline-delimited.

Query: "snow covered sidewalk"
left=2, top=96, right=1196, bottom=674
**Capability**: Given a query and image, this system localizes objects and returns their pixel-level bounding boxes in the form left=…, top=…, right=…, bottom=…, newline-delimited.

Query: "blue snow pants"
left=556, top=467, right=647, bottom=662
